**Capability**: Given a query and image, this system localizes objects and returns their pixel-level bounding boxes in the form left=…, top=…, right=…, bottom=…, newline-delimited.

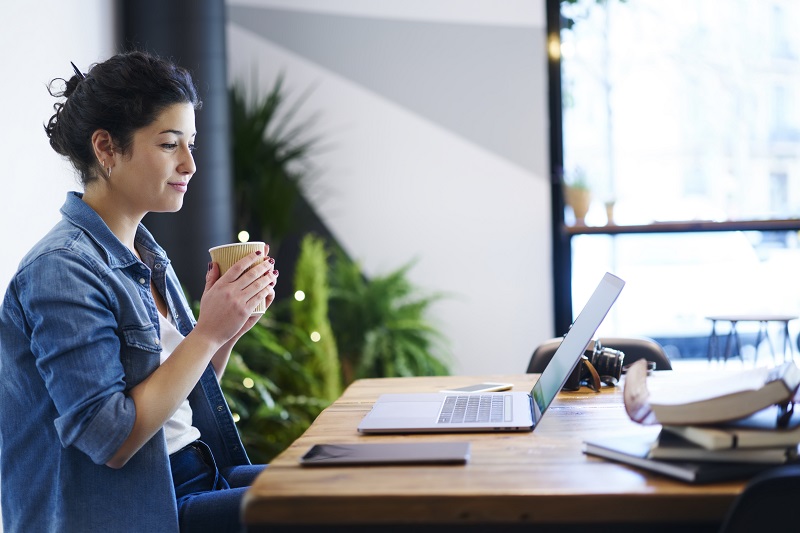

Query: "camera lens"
left=590, top=343, right=624, bottom=385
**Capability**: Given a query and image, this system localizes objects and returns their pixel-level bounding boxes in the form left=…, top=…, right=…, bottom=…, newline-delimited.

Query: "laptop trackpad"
left=372, top=401, right=442, bottom=418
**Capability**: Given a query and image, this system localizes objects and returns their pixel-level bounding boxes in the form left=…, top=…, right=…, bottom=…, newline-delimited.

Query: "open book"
left=624, top=360, right=800, bottom=426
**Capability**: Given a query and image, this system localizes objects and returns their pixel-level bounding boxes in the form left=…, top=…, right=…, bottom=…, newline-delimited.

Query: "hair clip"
left=70, top=61, right=86, bottom=81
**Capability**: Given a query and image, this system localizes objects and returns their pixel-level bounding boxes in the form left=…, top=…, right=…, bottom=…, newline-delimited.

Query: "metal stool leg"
left=782, top=320, right=793, bottom=363
left=726, top=320, right=744, bottom=363
left=723, top=321, right=734, bottom=362
left=707, top=320, right=719, bottom=362
left=754, top=320, right=777, bottom=365
left=754, top=321, right=765, bottom=365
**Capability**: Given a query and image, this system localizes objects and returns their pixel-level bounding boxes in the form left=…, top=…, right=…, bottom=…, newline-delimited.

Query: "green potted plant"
left=328, top=249, right=451, bottom=384
left=288, top=234, right=342, bottom=402
left=216, top=313, right=330, bottom=463
left=229, top=74, right=320, bottom=250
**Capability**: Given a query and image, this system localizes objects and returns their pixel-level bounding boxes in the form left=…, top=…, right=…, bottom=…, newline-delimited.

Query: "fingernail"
left=207, top=262, right=213, bottom=272
left=268, top=281, right=275, bottom=287
left=268, top=257, right=275, bottom=264
left=273, top=269, right=279, bottom=276
left=255, top=250, right=262, bottom=256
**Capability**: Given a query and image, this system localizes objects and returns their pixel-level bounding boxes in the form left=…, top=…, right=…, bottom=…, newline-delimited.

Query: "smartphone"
left=439, top=382, right=513, bottom=393
left=299, top=442, right=471, bottom=466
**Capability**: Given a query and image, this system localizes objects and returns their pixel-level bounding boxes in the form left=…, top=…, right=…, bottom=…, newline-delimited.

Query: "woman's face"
left=110, top=102, right=197, bottom=217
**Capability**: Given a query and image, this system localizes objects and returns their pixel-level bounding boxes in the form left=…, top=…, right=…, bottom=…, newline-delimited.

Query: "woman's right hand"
left=193, top=250, right=274, bottom=347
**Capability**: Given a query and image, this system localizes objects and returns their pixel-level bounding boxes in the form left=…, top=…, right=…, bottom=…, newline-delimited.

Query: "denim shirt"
left=0, top=192, right=249, bottom=533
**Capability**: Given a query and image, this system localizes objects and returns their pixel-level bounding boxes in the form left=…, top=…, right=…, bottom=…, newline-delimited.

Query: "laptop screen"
left=531, top=272, right=625, bottom=417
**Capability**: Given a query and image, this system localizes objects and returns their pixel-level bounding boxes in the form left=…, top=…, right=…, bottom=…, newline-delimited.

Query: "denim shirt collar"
left=61, top=191, right=170, bottom=272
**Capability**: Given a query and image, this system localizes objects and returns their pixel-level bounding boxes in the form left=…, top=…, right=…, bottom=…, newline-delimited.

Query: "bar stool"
left=705, top=314, right=797, bottom=364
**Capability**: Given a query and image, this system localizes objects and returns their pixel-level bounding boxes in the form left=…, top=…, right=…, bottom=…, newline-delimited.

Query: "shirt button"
left=216, top=405, right=224, bottom=412
left=155, top=263, right=163, bottom=270
left=138, top=278, right=146, bottom=284
left=154, top=338, right=160, bottom=345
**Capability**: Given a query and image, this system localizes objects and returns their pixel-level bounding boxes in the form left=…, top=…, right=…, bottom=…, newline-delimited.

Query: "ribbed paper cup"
left=208, top=241, right=267, bottom=314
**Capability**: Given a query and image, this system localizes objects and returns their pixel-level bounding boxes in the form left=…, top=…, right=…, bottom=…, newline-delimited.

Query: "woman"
left=0, top=51, right=278, bottom=532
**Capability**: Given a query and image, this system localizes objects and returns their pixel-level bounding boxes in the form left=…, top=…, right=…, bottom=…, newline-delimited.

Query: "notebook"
left=357, top=272, right=625, bottom=434
left=583, top=432, right=778, bottom=484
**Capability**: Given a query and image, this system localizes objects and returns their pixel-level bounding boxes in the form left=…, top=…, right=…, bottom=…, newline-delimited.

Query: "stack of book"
left=583, top=360, right=800, bottom=483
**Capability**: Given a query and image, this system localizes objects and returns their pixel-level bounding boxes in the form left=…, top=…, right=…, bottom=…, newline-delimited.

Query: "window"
left=549, top=0, right=800, bottom=359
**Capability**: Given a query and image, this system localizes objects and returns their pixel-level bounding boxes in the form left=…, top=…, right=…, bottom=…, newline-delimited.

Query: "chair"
left=526, top=335, right=672, bottom=374
left=718, top=464, right=800, bottom=533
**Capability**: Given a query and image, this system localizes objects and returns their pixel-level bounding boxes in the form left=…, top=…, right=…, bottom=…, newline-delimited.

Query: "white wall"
left=0, top=2, right=116, bottom=528
left=227, top=0, right=554, bottom=375
left=0, top=2, right=116, bottom=294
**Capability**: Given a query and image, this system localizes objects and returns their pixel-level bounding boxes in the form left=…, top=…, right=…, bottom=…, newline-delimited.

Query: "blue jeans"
left=169, top=440, right=266, bottom=533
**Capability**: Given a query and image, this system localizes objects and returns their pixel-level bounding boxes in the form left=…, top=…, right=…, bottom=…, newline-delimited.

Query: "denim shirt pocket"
left=120, top=323, right=162, bottom=383
left=122, top=323, right=162, bottom=352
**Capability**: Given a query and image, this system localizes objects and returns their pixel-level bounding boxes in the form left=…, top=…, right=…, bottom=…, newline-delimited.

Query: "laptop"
left=357, top=272, right=625, bottom=434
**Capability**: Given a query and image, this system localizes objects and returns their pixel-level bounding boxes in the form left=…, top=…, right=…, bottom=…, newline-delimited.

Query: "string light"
left=237, top=230, right=250, bottom=243
left=310, top=331, right=321, bottom=342
left=243, top=377, right=254, bottom=389
left=294, top=290, right=306, bottom=301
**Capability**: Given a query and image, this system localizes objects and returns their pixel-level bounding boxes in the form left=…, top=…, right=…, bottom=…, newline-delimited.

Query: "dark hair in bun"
left=45, top=51, right=202, bottom=186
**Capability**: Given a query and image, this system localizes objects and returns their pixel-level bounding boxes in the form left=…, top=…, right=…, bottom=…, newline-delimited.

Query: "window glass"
left=561, top=0, right=800, bottom=360
left=561, top=0, right=800, bottom=224
left=571, top=231, right=800, bottom=359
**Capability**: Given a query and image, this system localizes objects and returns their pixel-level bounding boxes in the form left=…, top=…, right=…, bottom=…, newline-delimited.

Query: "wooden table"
left=242, top=371, right=746, bottom=532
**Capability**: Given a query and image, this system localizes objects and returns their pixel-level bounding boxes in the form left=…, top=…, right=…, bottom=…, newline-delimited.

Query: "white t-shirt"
left=157, top=311, right=202, bottom=455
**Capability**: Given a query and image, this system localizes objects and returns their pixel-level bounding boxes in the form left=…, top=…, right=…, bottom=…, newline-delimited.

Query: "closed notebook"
left=662, top=405, right=800, bottom=450
left=583, top=433, right=777, bottom=484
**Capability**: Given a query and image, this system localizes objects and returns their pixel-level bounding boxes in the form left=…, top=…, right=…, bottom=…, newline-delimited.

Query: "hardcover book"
left=583, top=433, right=779, bottom=484
left=662, top=405, right=800, bottom=450
left=650, top=429, right=797, bottom=464
left=624, top=360, right=800, bottom=426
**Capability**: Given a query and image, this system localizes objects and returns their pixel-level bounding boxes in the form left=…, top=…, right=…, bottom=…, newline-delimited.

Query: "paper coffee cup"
left=208, top=241, right=267, bottom=314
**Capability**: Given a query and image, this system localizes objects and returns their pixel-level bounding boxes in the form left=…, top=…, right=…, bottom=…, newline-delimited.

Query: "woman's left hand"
left=210, top=261, right=278, bottom=378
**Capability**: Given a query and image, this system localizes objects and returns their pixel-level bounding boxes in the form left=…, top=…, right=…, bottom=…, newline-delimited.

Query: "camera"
left=562, top=339, right=625, bottom=391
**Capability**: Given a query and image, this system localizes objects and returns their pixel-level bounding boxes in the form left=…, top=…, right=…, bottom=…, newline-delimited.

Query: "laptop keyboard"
left=438, top=394, right=510, bottom=424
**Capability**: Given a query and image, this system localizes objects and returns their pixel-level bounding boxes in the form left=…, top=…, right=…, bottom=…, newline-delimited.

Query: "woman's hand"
left=193, top=249, right=278, bottom=348
left=209, top=263, right=279, bottom=378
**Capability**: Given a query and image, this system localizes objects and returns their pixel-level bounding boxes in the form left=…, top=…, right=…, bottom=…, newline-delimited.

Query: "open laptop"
left=357, top=272, right=625, bottom=434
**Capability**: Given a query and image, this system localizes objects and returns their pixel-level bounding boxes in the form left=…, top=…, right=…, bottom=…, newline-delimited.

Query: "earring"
left=107, top=165, right=112, bottom=179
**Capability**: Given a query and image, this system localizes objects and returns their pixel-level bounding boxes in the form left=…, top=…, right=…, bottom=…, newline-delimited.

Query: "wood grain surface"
left=243, top=367, right=746, bottom=529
